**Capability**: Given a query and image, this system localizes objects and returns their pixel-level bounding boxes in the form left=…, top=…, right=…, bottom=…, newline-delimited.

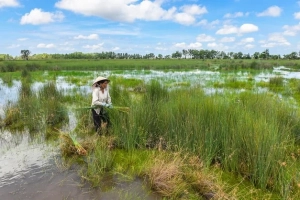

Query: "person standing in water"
left=91, top=76, right=112, bottom=134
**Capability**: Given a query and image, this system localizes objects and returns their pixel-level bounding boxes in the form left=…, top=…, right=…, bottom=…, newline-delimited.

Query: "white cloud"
left=18, top=38, right=28, bottom=41
left=216, top=24, right=258, bottom=35
left=237, top=38, right=255, bottom=47
left=20, top=8, right=64, bottom=25
left=240, top=24, right=259, bottom=33
left=0, top=0, right=19, bottom=8
left=240, top=37, right=255, bottom=43
left=55, top=0, right=207, bottom=25
left=174, top=13, right=195, bottom=25
left=219, top=37, right=235, bottom=43
left=37, top=43, right=55, bottom=48
left=257, top=6, right=282, bottom=17
left=174, top=42, right=202, bottom=49
left=207, top=43, right=229, bottom=50
left=180, top=4, right=208, bottom=15
left=245, top=44, right=255, bottom=49
left=283, top=24, right=300, bottom=36
left=224, top=12, right=248, bottom=18
left=155, top=46, right=167, bottom=51
left=74, top=34, right=99, bottom=40
left=112, top=47, right=120, bottom=51
left=196, top=34, right=215, bottom=42
left=83, top=43, right=104, bottom=50
left=7, top=44, right=20, bottom=48
left=196, top=19, right=219, bottom=28
left=216, top=25, right=238, bottom=34
left=294, top=12, right=300, bottom=20
left=260, top=33, right=290, bottom=48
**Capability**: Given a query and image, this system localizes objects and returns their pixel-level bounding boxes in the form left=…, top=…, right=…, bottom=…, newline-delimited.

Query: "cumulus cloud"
left=294, top=12, right=300, bottom=20
left=283, top=24, right=300, bottom=36
left=37, top=43, right=56, bottom=48
left=240, top=37, right=255, bottom=43
left=224, top=12, right=249, bottom=18
left=207, top=43, right=229, bottom=51
left=239, top=24, right=259, bottom=33
left=196, top=34, right=215, bottom=42
left=219, top=37, right=235, bottom=43
left=174, top=42, right=202, bottom=49
left=260, top=33, right=290, bottom=48
left=20, top=8, right=64, bottom=25
left=216, top=24, right=258, bottom=35
left=83, top=43, right=104, bottom=50
left=180, top=4, right=208, bottom=15
left=216, top=25, right=238, bottom=35
left=245, top=44, right=255, bottom=49
left=173, top=12, right=196, bottom=25
left=257, top=6, right=282, bottom=17
left=197, top=19, right=219, bottom=28
left=55, top=0, right=207, bottom=25
left=0, top=0, right=19, bottom=8
left=74, top=34, right=99, bottom=40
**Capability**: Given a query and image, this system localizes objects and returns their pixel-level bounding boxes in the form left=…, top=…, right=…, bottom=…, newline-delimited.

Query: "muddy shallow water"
left=0, top=130, right=160, bottom=200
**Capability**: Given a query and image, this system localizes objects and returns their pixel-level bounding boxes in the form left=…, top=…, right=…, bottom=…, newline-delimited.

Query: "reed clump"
left=107, top=80, right=299, bottom=197
left=3, top=77, right=69, bottom=132
left=81, top=138, right=116, bottom=187
left=59, top=131, right=89, bottom=156
left=269, top=76, right=284, bottom=87
left=1, top=73, right=13, bottom=87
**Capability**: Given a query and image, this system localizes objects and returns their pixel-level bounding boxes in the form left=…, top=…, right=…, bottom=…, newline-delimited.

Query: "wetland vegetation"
left=1, top=59, right=300, bottom=199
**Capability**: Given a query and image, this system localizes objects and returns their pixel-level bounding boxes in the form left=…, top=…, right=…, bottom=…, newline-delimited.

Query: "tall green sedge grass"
left=58, top=76, right=300, bottom=198
left=4, top=74, right=69, bottom=133
left=1, top=73, right=13, bottom=87
left=104, top=80, right=300, bottom=197
left=80, top=137, right=116, bottom=187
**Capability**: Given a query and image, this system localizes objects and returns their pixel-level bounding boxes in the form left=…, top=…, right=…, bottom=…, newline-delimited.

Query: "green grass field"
left=1, top=59, right=300, bottom=72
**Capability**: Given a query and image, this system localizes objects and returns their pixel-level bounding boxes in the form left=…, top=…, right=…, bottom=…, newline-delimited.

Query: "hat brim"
left=92, top=76, right=110, bottom=86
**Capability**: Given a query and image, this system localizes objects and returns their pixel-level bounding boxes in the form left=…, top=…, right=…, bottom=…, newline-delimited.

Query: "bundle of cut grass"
left=59, top=131, right=87, bottom=156
left=78, top=105, right=130, bottom=113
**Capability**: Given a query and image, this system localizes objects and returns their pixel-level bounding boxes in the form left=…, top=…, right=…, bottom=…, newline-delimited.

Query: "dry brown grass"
left=59, top=133, right=97, bottom=156
left=145, top=153, right=187, bottom=198
left=4, top=107, right=20, bottom=126
left=144, top=152, right=234, bottom=199
left=189, top=171, right=233, bottom=200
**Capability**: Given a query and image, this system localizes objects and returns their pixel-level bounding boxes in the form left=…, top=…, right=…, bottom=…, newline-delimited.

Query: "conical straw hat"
left=92, top=76, right=110, bottom=86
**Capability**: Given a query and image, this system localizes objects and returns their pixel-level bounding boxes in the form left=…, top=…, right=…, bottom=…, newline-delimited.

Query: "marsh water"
left=0, top=67, right=299, bottom=200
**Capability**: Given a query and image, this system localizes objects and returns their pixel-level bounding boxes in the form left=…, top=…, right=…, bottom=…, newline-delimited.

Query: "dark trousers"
left=91, top=108, right=110, bottom=132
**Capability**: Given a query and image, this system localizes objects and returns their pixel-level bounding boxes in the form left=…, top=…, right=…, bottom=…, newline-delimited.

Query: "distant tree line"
left=1, top=49, right=300, bottom=61
left=39, top=49, right=300, bottom=60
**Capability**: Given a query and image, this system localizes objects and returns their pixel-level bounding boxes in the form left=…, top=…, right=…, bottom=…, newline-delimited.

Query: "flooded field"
left=1, top=67, right=300, bottom=199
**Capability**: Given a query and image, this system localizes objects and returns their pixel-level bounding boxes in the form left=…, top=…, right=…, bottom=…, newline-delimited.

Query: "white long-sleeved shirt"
left=91, top=87, right=111, bottom=114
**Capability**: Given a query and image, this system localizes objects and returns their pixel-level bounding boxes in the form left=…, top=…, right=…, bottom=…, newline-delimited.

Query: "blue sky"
left=1, top=0, right=300, bottom=56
